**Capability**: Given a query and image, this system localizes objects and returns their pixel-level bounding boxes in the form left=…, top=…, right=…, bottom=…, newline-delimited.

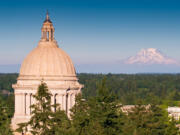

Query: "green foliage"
left=72, top=76, right=180, bottom=135
left=89, top=78, right=120, bottom=135
left=16, top=82, right=70, bottom=135
left=166, top=118, right=179, bottom=135
left=28, top=82, right=53, bottom=135
left=0, top=97, right=13, bottom=135
left=0, top=73, right=17, bottom=92
left=78, top=73, right=180, bottom=105
left=51, top=108, right=72, bottom=135
left=1, top=73, right=180, bottom=135
left=70, top=94, right=91, bottom=135
left=124, top=104, right=179, bottom=135
left=71, top=78, right=125, bottom=135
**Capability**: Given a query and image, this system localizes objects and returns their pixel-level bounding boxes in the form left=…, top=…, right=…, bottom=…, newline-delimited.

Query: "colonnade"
left=14, top=92, right=76, bottom=116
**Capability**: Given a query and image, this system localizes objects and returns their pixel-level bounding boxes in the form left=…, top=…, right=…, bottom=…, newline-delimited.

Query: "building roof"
left=18, top=13, right=77, bottom=80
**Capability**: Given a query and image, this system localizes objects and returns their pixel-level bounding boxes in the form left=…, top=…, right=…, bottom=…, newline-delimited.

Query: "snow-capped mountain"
left=125, top=48, right=179, bottom=65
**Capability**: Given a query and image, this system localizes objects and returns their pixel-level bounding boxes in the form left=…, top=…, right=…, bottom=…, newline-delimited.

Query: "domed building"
left=11, top=13, right=83, bottom=133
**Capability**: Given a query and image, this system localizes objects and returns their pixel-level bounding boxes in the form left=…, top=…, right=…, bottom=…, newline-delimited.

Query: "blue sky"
left=0, top=0, right=180, bottom=73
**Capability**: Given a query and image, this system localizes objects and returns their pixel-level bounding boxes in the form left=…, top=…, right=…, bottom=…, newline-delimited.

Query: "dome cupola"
left=41, top=11, right=54, bottom=42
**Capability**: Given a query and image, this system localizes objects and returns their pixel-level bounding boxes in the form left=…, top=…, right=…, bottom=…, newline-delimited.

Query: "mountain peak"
left=125, top=48, right=179, bottom=65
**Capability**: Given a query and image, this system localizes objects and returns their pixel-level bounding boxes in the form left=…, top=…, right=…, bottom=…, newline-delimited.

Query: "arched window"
left=51, top=29, right=53, bottom=40
left=47, top=31, right=49, bottom=41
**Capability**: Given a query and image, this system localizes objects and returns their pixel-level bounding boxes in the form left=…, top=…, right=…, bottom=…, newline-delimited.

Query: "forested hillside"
left=0, top=73, right=17, bottom=92
left=1, top=73, right=180, bottom=134
left=79, top=73, right=180, bottom=106
left=1, top=73, right=180, bottom=106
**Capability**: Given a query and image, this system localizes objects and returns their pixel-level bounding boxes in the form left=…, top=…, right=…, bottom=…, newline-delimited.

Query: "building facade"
left=11, top=13, right=83, bottom=134
left=167, top=107, right=180, bottom=120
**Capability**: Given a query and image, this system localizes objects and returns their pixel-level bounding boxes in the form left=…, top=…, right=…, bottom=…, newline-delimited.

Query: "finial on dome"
left=44, top=10, right=52, bottom=23
left=46, top=10, right=49, bottom=20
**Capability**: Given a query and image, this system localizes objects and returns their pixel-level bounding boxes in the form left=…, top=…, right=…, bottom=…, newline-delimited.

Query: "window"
left=47, top=31, right=49, bottom=40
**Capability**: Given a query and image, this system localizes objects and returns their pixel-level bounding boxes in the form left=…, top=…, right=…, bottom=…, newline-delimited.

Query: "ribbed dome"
left=18, top=12, right=78, bottom=81
left=19, top=41, right=76, bottom=77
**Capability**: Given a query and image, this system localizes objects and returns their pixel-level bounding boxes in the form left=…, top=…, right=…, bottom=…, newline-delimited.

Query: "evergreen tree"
left=71, top=78, right=124, bottom=135
left=0, top=97, right=12, bottom=135
left=87, top=78, right=121, bottom=135
left=145, top=104, right=179, bottom=135
left=125, top=103, right=180, bottom=135
left=16, top=82, right=69, bottom=135
left=122, top=103, right=148, bottom=135
left=71, top=94, right=90, bottom=135
left=51, top=108, right=73, bottom=135
left=165, top=118, right=179, bottom=135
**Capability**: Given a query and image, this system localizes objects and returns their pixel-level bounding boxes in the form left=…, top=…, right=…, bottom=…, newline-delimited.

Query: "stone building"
left=11, top=12, right=83, bottom=134
left=167, top=107, right=180, bottom=120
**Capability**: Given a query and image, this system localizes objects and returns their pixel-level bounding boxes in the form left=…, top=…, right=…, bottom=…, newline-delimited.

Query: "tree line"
left=1, top=73, right=180, bottom=134
left=78, top=73, right=180, bottom=106
left=1, top=73, right=180, bottom=106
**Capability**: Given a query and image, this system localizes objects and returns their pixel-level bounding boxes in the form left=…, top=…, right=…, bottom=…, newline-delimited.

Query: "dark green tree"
left=88, top=78, right=121, bottom=135
left=125, top=103, right=179, bottom=135
left=51, top=108, right=73, bottom=135
left=16, top=82, right=69, bottom=135
left=0, top=97, right=13, bottom=135
left=71, top=78, right=124, bottom=135
left=71, top=94, right=90, bottom=135
left=165, top=118, right=179, bottom=135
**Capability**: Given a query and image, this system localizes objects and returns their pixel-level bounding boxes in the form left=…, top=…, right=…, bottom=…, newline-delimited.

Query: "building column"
left=22, top=93, right=25, bottom=115
left=14, top=93, right=21, bottom=115
left=26, top=93, right=31, bottom=115
left=68, top=93, right=71, bottom=116
left=60, top=94, right=63, bottom=109
left=56, top=94, right=62, bottom=109
left=62, top=94, right=66, bottom=111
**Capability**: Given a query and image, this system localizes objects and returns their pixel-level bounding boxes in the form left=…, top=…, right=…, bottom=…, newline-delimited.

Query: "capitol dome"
left=12, top=13, right=82, bottom=134
left=19, top=41, right=76, bottom=77
left=17, top=12, right=78, bottom=82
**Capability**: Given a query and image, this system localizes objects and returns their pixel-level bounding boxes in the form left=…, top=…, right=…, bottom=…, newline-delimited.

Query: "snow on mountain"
left=125, top=48, right=179, bottom=65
